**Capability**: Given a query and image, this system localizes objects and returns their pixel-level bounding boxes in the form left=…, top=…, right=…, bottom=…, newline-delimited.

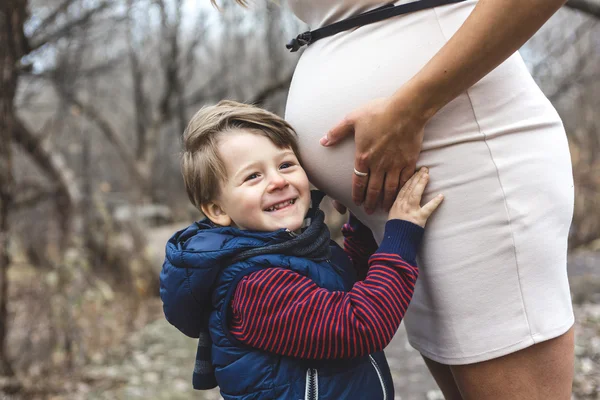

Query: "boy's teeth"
left=266, top=199, right=295, bottom=212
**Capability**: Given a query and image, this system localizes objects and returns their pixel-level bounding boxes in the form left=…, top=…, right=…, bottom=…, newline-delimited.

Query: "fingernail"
left=320, top=136, right=329, bottom=146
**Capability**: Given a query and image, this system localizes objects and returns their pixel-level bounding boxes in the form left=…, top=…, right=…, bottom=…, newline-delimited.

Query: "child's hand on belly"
left=388, top=167, right=443, bottom=227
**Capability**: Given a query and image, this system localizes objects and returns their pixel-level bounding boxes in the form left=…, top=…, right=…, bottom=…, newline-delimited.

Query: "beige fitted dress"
left=285, top=0, right=575, bottom=364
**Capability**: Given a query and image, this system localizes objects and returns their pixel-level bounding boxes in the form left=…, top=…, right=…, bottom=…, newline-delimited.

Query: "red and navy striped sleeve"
left=230, top=219, right=423, bottom=360
left=341, top=214, right=378, bottom=279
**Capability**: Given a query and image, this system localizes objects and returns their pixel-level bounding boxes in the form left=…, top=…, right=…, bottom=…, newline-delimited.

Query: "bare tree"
left=0, top=0, right=115, bottom=380
left=46, top=0, right=197, bottom=202
left=0, top=0, right=23, bottom=378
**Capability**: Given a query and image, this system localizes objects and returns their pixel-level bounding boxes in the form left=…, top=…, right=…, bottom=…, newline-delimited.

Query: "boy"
left=160, top=100, right=443, bottom=400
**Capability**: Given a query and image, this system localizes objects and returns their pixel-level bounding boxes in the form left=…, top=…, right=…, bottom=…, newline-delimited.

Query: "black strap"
left=287, top=0, right=467, bottom=52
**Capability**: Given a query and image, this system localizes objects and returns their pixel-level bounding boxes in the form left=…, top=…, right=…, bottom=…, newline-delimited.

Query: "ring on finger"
left=353, top=168, right=369, bottom=177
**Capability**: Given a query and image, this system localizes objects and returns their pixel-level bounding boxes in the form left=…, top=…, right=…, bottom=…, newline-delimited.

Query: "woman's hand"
left=321, top=94, right=428, bottom=214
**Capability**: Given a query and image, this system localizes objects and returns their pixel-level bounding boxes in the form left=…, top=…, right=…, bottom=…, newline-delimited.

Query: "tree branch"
left=22, top=55, right=125, bottom=77
left=249, top=72, right=294, bottom=105
left=156, top=0, right=180, bottom=122
left=29, top=1, right=112, bottom=51
left=12, top=117, right=80, bottom=247
left=184, top=78, right=228, bottom=106
left=126, top=0, right=149, bottom=160
left=55, top=87, right=150, bottom=188
left=31, top=0, right=77, bottom=38
left=13, top=183, right=57, bottom=210
left=531, top=18, right=597, bottom=77
left=547, top=54, right=595, bottom=102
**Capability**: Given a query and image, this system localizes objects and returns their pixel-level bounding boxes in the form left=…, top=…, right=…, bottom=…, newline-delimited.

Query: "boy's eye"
left=245, top=173, right=259, bottom=182
left=280, top=162, right=294, bottom=169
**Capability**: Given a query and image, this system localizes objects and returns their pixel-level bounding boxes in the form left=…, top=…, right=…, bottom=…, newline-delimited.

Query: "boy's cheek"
left=238, top=194, right=263, bottom=216
left=299, top=198, right=311, bottom=216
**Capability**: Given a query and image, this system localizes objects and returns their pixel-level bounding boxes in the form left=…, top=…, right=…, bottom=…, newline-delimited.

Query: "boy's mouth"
left=264, top=198, right=297, bottom=212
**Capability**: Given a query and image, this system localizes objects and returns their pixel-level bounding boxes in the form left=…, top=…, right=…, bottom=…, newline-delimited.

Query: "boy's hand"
left=388, top=167, right=443, bottom=227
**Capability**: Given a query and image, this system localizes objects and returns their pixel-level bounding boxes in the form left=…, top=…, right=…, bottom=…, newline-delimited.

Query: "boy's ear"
left=201, top=202, right=232, bottom=227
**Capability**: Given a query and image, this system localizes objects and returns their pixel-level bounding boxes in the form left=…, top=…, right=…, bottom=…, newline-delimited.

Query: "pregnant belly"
left=284, top=1, right=563, bottom=242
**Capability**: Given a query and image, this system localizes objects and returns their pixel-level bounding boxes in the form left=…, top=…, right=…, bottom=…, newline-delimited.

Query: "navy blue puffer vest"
left=161, top=196, right=394, bottom=400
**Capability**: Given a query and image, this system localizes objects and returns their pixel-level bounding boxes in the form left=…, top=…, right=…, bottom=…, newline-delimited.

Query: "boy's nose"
left=268, top=173, right=289, bottom=191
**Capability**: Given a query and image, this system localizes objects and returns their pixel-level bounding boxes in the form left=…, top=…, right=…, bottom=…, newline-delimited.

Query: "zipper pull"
left=285, top=228, right=297, bottom=238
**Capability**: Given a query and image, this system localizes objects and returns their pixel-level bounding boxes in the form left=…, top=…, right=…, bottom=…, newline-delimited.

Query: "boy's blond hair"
left=182, top=100, right=301, bottom=211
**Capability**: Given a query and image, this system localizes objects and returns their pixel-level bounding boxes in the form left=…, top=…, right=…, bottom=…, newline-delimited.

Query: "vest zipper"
left=285, top=228, right=297, bottom=238
left=369, top=355, right=388, bottom=400
left=304, top=368, right=318, bottom=400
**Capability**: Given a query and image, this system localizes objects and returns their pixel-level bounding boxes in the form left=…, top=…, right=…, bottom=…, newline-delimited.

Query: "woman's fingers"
left=322, top=96, right=426, bottom=214
left=382, top=170, right=401, bottom=212
left=352, top=152, right=370, bottom=206
left=352, top=175, right=369, bottom=206
left=321, top=117, right=354, bottom=147
left=363, top=171, right=384, bottom=214
left=352, top=173, right=369, bottom=207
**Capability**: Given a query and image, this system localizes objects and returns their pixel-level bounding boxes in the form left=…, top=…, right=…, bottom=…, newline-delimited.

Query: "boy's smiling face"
left=202, top=130, right=311, bottom=232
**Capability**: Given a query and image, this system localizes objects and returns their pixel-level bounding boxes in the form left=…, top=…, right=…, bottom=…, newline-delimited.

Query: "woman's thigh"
left=422, top=327, right=575, bottom=400
left=422, top=357, right=463, bottom=400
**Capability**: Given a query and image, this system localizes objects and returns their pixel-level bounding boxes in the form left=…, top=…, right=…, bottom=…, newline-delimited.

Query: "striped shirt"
left=230, top=218, right=423, bottom=360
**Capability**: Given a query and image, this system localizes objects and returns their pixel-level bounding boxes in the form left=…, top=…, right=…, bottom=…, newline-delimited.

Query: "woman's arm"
left=401, top=0, right=567, bottom=119
left=323, top=0, right=567, bottom=213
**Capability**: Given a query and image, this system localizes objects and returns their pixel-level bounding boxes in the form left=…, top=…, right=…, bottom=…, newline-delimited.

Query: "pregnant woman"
left=282, top=0, right=575, bottom=399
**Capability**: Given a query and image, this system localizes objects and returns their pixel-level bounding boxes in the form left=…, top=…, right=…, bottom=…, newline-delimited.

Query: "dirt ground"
left=74, top=301, right=599, bottom=400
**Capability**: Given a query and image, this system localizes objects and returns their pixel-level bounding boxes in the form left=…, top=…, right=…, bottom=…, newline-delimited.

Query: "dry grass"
left=4, top=262, right=163, bottom=398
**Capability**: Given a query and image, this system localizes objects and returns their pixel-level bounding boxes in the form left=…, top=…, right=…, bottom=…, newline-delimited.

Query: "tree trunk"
left=12, top=119, right=81, bottom=250
left=0, top=0, right=22, bottom=377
